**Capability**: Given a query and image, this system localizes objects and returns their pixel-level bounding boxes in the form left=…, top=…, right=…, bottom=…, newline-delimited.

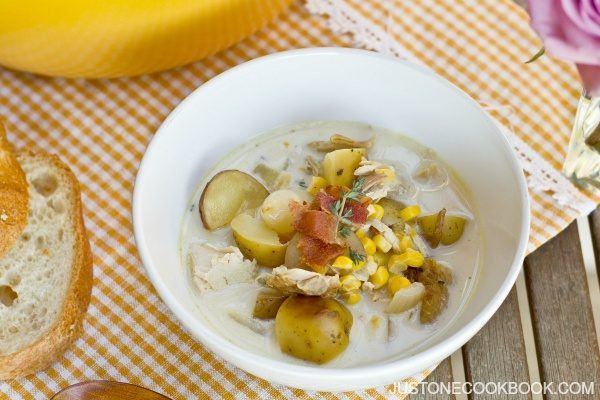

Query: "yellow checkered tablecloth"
left=0, top=0, right=597, bottom=398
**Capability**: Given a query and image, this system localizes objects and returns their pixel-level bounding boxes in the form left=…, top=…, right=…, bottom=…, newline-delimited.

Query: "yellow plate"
left=0, top=0, right=292, bottom=78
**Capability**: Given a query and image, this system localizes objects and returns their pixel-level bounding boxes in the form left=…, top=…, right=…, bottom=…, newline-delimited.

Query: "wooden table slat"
left=407, top=358, right=454, bottom=400
left=462, top=288, right=532, bottom=400
left=524, top=222, right=600, bottom=399
left=587, top=212, right=600, bottom=284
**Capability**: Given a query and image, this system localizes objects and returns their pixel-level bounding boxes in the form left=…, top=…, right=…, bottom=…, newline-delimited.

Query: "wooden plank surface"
left=525, top=222, right=600, bottom=399
left=407, top=3, right=599, bottom=399
left=407, top=358, right=454, bottom=400
left=462, top=288, right=531, bottom=400
left=587, top=210, right=600, bottom=286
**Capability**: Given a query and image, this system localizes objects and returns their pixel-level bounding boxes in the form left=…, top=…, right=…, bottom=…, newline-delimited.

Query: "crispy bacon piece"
left=315, top=191, right=336, bottom=213
left=298, top=236, right=345, bottom=274
left=345, top=200, right=368, bottom=224
left=293, top=210, right=338, bottom=244
left=289, top=199, right=310, bottom=213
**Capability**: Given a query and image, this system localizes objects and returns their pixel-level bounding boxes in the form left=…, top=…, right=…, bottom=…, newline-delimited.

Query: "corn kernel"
left=372, top=251, right=391, bottom=267
left=343, top=291, right=361, bottom=305
left=373, top=234, right=392, bottom=253
left=388, top=254, right=408, bottom=273
left=360, top=237, right=376, bottom=255
left=375, top=168, right=396, bottom=181
left=306, top=176, right=328, bottom=196
left=395, top=248, right=424, bottom=267
left=399, top=205, right=421, bottom=222
left=369, top=266, right=389, bottom=289
left=340, top=275, right=362, bottom=291
left=388, top=275, right=411, bottom=295
left=355, top=228, right=367, bottom=239
left=400, top=235, right=414, bottom=252
left=332, top=255, right=354, bottom=270
left=368, top=204, right=385, bottom=220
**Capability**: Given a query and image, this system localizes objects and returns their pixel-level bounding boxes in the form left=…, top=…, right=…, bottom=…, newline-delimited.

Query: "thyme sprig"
left=349, top=249, right=366, bottom=265
left=331, top=177, right=366, bottom=239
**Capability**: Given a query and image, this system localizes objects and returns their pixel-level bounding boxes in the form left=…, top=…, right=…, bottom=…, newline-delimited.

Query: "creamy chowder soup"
left=180, top=121, right=481, bottom=367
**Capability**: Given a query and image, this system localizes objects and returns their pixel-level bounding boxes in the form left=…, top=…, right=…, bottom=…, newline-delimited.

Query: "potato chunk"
left=275, top=295, right=352, bottom=364
left=322, top=148, right=366, bottom=187
left=253, top=290, right=287, bottom=319
left=418, top=209, right=467, bottom=247
left=199, top=170, right=268, bottom=230
left=231, top=213, right=287, bottom=267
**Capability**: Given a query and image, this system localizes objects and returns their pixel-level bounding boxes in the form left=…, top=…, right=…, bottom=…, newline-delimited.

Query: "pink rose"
left=528, top=0, right=600, bottom=96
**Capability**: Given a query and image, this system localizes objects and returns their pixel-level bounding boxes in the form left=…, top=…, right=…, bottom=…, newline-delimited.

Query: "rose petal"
left=561, top=0, right=600, bottom=36
left=577, top=63, right=600, bottom=96
left=528, top=0, right=600, bottom=64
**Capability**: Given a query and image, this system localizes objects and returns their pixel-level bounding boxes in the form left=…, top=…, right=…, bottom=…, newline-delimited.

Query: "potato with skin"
left=200, top=170, right=269, bottom=230
left=440, top=215, right=466, bottom=245
left=253, top=290, right=288, bottom=319
left=418, top=209, right=445, bottom=248
left=231, top=213, right=287, bottom=267
left=275, top=295, right=352, bottom=364
left=322, top=148, right=366, bottom=187
left=418, top=209, right=467, bottom=247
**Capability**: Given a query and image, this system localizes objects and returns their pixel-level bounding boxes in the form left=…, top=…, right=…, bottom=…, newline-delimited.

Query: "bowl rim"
left=132, top=47, right=530, bottom=390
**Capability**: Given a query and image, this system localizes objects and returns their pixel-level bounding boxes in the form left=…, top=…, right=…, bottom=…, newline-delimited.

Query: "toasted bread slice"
left=0, top=123, right=28, bottom=258
left=0, top=152, right=93, bottom=379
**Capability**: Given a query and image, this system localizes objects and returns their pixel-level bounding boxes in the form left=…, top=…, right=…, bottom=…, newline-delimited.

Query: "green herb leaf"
left=525, top=47, right=545, bottom=64
left=332, top=199, right=342, bottom=215
left=339, top=226, right=352, bottom=238
left=331, top=176, right=367, bottom=240
left=342, top=208, right=354, bottom=219
left=349, top=249, right=366, bottom=265
left=298, top=179, right=307, bottom=188
left=339, top=217, right=353, bottom=225
left=353, top=176, right=365, bottom=192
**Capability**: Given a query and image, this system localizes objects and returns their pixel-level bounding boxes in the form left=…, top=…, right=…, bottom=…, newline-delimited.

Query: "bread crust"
left=0, top=123, right=29, bottom=259
left=0, top=152, right=93, bottom=380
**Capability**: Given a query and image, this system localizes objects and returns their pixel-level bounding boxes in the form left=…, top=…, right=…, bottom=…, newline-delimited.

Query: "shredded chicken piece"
left=361, top=281, right=387, bottom=302
left=354, top=157, right=398, bottom=201
left=404, top=224, right=429, bottom=256
left=304, top=155, right=321, bottom=176
left=354, top=158, right=386, bottom=176
left=362, top=173, right=386, bottom=191
left=188, top=243, right=258, bottom=292
left=308, top=134, right=375, bottom=152
left=386, top=282, right=425, bottom=314
left=353, top=256, right=378, bottom=281
left=369, top=219, right=401, bottom=252
left=260, top=266, right=340, bottom=297
left=362, top=281, right=375, bottom=294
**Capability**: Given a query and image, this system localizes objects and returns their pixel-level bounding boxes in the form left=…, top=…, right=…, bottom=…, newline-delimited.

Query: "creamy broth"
left=180, top=121, right=481, bottom=367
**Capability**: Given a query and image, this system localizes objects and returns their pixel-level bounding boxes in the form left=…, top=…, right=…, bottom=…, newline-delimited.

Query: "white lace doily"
left=306, top=0, right=597, bottom=216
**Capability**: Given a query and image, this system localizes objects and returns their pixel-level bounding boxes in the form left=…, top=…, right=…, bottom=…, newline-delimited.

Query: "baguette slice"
left=0, top=123, right=29, bottom=258
left=0, top=151, right=93, bottom=379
